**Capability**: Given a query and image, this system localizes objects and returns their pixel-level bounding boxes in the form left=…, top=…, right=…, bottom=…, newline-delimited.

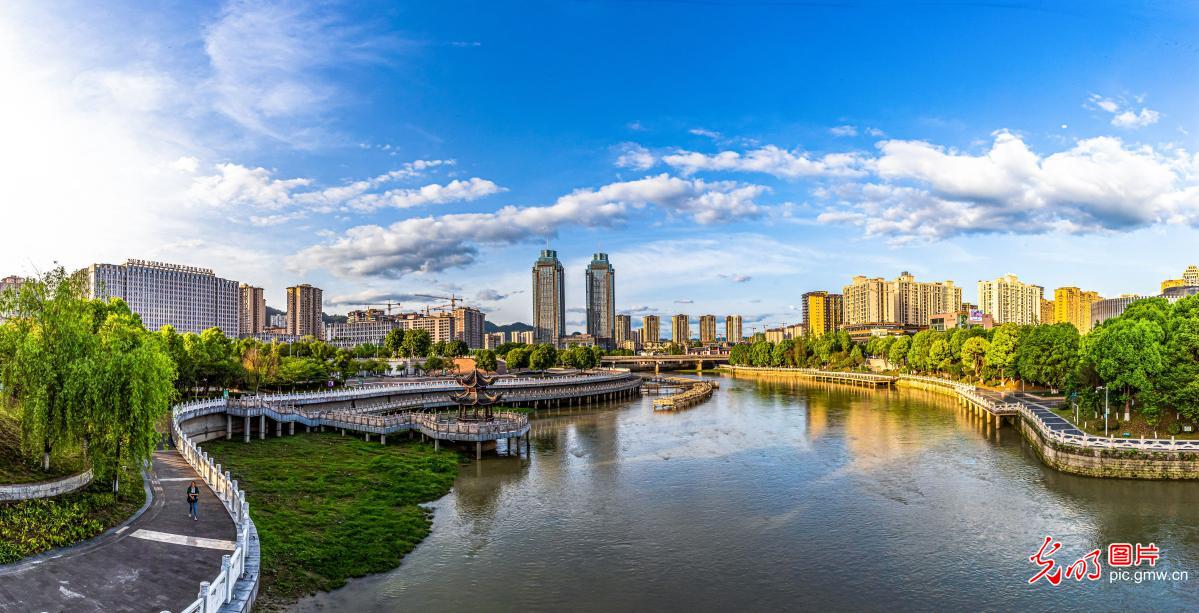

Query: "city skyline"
left=5, top=2, right=1199, bottom=334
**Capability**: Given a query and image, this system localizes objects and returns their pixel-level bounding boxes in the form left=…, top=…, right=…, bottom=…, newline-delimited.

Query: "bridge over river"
left=176, top=370, right=644, bottom=459
left=601, top=354, right=729, bottom=374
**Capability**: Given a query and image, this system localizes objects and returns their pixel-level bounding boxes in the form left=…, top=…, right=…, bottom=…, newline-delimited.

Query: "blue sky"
left=3, top=1, right=1199, bottom=335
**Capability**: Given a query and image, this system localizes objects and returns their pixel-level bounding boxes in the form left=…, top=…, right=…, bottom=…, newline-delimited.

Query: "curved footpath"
left=0, top=451, right=237, bottom=611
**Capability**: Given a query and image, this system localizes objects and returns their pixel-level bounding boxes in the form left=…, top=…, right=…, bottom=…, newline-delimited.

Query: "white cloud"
left=689, top=127, right=722, bottom=140
left=204, top=2, right=393, bottom=145
left=1086, top=94, right=1161, bottom=129
left=662, top=145, right=868, bottom=179
left=818, top=131, right=1199, bottom=242
left=292, top=174, right=770, bottom=279
left=347, top=178, right=505, bottom=211
left=829, top=125, right=858, bottom=137
left=614, top=143, right=655, bottom=170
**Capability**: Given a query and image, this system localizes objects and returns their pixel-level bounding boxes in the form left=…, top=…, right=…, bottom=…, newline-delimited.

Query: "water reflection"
left=294, top=375, right=1199, bottom=612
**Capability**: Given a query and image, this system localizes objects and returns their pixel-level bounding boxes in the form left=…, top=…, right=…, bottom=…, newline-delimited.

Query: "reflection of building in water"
left=839, top=389, right=953, bottom=472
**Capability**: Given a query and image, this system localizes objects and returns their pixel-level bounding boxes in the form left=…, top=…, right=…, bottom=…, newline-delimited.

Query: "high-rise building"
left=615, top=314, right=632, bottom=346
left=585, top=253, right=616, bottom=348
left=1186, top=265, right=1199, bottom=285
left=483, top=332, right=505, bottom=350
left=802, top=291, right=845, bottom=336
left=842, top=276, right=887, bottom=324
left=642, top=315, right=661, bottom=345
left=765, top=328, right=785, bottom=343
left=1091, top=295, right=1146, bottom=328
left=269, top=312, right=286, bottom=328
left=396, top=311, right=455, bottom=343
left=516, top=330, right=536, bottom=344
left=785, top=323, right=806, bottom=339
left=1053, top=287, right=1103, bottom=332
left=977, top=274, right=1042, bottom=325
left=698, top=315, right=717, bottom=344
left=671, top=314, right=690, bottom=346
left=238, top=284, right=266, bottom=336
left=842, top=273, right=958, bottom=326
left=532, top=249, right=565, bottom=346
left=347, top=308, right=386, bottom=323
left=324, top=319, right=402, bottom=349
left=87, top=259, right=239, bottom=335
left=286, top=284, right=324, bottom=340
left=725, top=315, right=743, bottom=343
left=1040, top=299, right=1055, bottom=324
left=453, top=306, right=487, bottom=348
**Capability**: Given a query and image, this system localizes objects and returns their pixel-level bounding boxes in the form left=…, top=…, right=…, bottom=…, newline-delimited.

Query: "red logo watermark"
left=1029, top=536, right=1163, bottom=585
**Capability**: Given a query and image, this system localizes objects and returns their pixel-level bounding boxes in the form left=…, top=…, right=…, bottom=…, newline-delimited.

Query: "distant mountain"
left=485, top=321, right=534, bottom=333
left=266, top=305, right=284, bottom=317
left=322, top=312, right=347, bottom=324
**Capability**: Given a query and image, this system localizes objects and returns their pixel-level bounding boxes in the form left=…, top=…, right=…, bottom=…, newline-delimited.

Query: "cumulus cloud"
left=476, top=288, right=517, bottom=301
left=614, top=143, right=655, bottom=170
left=1086, top=94, right=1161, bottom=129
left=829, top=125, right=858, bottom=137
left=292, top=174, right=770, bottom=278
left=346, top=178, right=505, bottom=211
left=181, top=159, right=493, bottom=220
left=817, top=131, right=1199, bottom=242
left=325, top=289, right=430, bottom=307
left=662, top=145, right=868, bottom=179
left=689, top=127, right=722, bottom=140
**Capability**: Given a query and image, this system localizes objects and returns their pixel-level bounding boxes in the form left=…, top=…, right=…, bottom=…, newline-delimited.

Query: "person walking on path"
left=187, top=481, right=200, bottom=521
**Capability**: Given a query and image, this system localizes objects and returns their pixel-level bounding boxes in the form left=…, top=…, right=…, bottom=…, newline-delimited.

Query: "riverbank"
left=0, top=466, right=144, bottom=563
left=722, top=365, right=1199, bottom=480
left=201, top=432, right=460, bottom=611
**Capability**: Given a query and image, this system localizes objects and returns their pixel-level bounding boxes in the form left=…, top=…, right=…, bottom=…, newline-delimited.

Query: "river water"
left=294, top=374, right=1199, bottom=611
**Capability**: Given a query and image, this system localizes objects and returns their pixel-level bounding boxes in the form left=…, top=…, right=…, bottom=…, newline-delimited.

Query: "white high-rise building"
left=978, top=274, right=1043, bottom=325
left=87, top=259, right=239, bottom=335
left=842, top=272, right=960, bottom=326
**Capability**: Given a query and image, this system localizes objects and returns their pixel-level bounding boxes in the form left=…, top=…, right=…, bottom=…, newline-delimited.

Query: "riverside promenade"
left=0, top=450, right=237, bottom=612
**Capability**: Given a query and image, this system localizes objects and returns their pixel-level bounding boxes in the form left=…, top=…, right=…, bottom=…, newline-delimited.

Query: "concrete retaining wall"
left=1018, top=418, right=1199, bottom=479
left=0, top=469, right=94, bottom=501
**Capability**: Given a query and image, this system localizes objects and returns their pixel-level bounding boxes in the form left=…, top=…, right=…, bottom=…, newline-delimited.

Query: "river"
left=293, top=374, right=1199, bottom=611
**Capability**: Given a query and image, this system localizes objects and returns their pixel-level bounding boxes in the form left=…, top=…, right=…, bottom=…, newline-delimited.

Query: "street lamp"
left=1097, top=386, right=1110, bottom=437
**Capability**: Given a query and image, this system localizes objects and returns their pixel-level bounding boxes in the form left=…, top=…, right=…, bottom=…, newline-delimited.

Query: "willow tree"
left=85, top=307, right=177, bottom=492
left=0, top=268, right=94, bottom=471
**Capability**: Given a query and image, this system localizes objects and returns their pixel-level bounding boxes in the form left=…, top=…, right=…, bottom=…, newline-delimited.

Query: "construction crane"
left=352, top=301, right=401, bottom=318
left=413, top=293, right=462, bottom=315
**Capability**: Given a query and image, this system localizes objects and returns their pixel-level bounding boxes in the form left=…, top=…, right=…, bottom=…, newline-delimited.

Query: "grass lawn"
left=0, top=405, right=86, bottom=484
left=0, top=467, right=145, bottom=564
left=202, top=432, right=461, bottom=611
left=1051, top=405, right=1199, bottom=440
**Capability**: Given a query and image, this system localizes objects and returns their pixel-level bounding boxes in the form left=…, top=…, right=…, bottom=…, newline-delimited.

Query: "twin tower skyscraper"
left=532, top=250, right=615, bottom=348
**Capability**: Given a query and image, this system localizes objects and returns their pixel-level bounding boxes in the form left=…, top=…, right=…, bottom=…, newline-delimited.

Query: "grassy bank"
left=202, top=433, right=461, bottom=611
left=0, top=467, right=145, bottom=564
left=0, top=405, right=86, bottom=484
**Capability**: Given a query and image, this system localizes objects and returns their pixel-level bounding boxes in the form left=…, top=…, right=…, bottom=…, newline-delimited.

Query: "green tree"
left=401, top=328, right=432, bottom=358
left=1015, top=323, right=1079, bottom=391
left=961, top=336, right=989, bottom=380
left=443, top=340, right=469, bottom=358
left=849, top=344, right=865, bottom=367
left=1081, top=317, right=1165, bottom=422
left=887, top=336, right=911, bottom=370
left=383, top=328, right=405, bottom=357
left=750, top=340, right=773, bottom=367
left=84, top=309, right=176, bottom=492
left=505, top=346, right=531, bottom=369
left=984, top=324, right=1022, bottom=384
left=928, top=338, right=951, bottom=374
left=474, top=349, right=498, bottom=372
left=0, top=269, right=95, bottom=470
left=530, top=344, right=558, bottom=370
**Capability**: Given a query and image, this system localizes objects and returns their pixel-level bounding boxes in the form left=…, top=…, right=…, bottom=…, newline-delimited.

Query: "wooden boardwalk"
left=720, top=366, right=896, bottom=387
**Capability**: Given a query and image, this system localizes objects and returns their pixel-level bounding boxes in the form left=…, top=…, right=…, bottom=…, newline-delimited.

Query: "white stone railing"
left=172, top=399, right=258, bottom=613
left=895, top=374, right=1199, bottom=453
left=0, top=468, right=94, bottom=501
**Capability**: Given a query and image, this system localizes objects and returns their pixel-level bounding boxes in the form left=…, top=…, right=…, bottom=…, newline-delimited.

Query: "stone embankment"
left=723, top=365, right=1199, bottom=480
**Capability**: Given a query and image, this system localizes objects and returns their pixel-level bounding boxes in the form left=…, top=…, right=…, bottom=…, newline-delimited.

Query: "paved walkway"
left=0, top=450, right=236, bottom=612
left=979, top=389, right=1085, bottom=436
